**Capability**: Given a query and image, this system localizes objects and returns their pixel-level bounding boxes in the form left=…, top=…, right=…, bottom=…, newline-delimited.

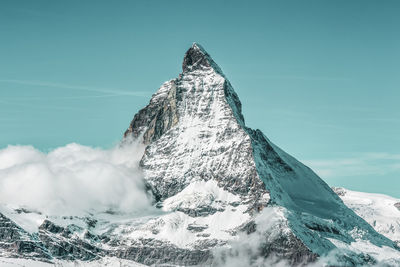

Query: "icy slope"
left=248, top=131, right=398, bottom=259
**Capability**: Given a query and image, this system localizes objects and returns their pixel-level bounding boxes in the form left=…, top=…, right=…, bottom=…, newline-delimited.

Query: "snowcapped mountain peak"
left=182, top=42, right=223, bottom=75
left=122, top=43, right=399, bottom=265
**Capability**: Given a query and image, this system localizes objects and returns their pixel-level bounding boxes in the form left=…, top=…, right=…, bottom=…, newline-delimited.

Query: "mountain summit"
left=182, top=43, right=221, bottom=73
left=0, top=44, right=399, bottom=266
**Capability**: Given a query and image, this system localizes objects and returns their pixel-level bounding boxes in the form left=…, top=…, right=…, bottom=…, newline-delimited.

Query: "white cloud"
left=0, top=140, right=155, bottom=216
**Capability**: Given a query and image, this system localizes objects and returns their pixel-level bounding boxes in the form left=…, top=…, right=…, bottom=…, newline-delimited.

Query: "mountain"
left=122, top=43, right=399, bottom=265
left=0, top=43, right=399, bottom=266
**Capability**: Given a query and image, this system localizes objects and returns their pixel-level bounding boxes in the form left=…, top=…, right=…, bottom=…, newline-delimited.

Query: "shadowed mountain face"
left=0, top=44, right=399, bottom=266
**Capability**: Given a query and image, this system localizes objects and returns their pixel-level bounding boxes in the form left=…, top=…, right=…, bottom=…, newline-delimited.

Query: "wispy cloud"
left=0, top=98, right=91, bottom=112
left=261, top=75, right=351, bottom=81
left=0, top=79, right=149, bottom=97
left=302, top=153, right=400, bottom=178
left=1, top=94, right=143, bottom=101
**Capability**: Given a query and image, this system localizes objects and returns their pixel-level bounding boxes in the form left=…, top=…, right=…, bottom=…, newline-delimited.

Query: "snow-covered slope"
left=333, top=187, right=400, bottom=245
left=0, top=43, right=399, bottom=266
left=0, top=257, right=146, bottom=267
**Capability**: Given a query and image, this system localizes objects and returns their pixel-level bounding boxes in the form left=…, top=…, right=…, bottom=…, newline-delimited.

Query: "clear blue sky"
left=1, top=0, right=399, bottom=197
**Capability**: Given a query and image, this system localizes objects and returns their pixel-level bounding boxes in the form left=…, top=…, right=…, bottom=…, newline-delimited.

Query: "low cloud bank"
left=0, top=140, right=153, bottom=215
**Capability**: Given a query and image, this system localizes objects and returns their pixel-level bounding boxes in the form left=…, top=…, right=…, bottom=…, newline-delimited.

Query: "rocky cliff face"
left=0, top=212, right=50, bottom=261
left=1, top=43, right=399, bottom=266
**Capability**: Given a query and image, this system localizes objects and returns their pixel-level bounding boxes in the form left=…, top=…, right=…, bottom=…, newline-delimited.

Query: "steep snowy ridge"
left=248, top=131, right=397, bottom=258
left=0, top=43, right=399, bottom=266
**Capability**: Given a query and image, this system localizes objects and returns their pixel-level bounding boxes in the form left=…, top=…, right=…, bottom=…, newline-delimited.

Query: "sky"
left=0, top=0, right=399, bottom=197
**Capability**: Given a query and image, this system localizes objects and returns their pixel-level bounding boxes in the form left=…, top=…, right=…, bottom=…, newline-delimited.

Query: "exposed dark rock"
left=241, top=220, right=257, bottom=234
left=187, top=224, right=208, bottom=232
left=305, top=222, right=340, bottom=235
left=332, top=187, right=347, bottom=196
left=85, top=217, right=98, bottom=228
left=178, top=206, right=224, bottom=217
left=0, top=213, right=50, bottom=260
left=197, top=233, right=211, bottom=238
left=0, top=213, right=22, bottom=242
left=36, top=220, right=103, bottom=261
left=39, top=220, right=64, bottom=234
left=14, top=208, right=41, bottom=215
left=115, top=239, right=211, bottom=266
left=230, top=201, right=240, bottom=207
left=182, top=43, right=212, bottom=72
left=83, top=231, right=99, bottom=242
left=259, top=233, right=318, bottom=266
left=124, top=79, right=180, bottom=145
left=38, top=232, right=103, bottom=261
left=395, top=202, right=400, bottom=211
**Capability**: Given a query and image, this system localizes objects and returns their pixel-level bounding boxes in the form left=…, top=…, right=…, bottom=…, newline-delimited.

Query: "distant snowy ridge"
left=333, top=187, right=400, bottom=245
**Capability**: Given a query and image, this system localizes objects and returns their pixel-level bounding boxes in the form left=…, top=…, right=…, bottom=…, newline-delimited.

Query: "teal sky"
left=1, top=0, right=399, bottom=197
